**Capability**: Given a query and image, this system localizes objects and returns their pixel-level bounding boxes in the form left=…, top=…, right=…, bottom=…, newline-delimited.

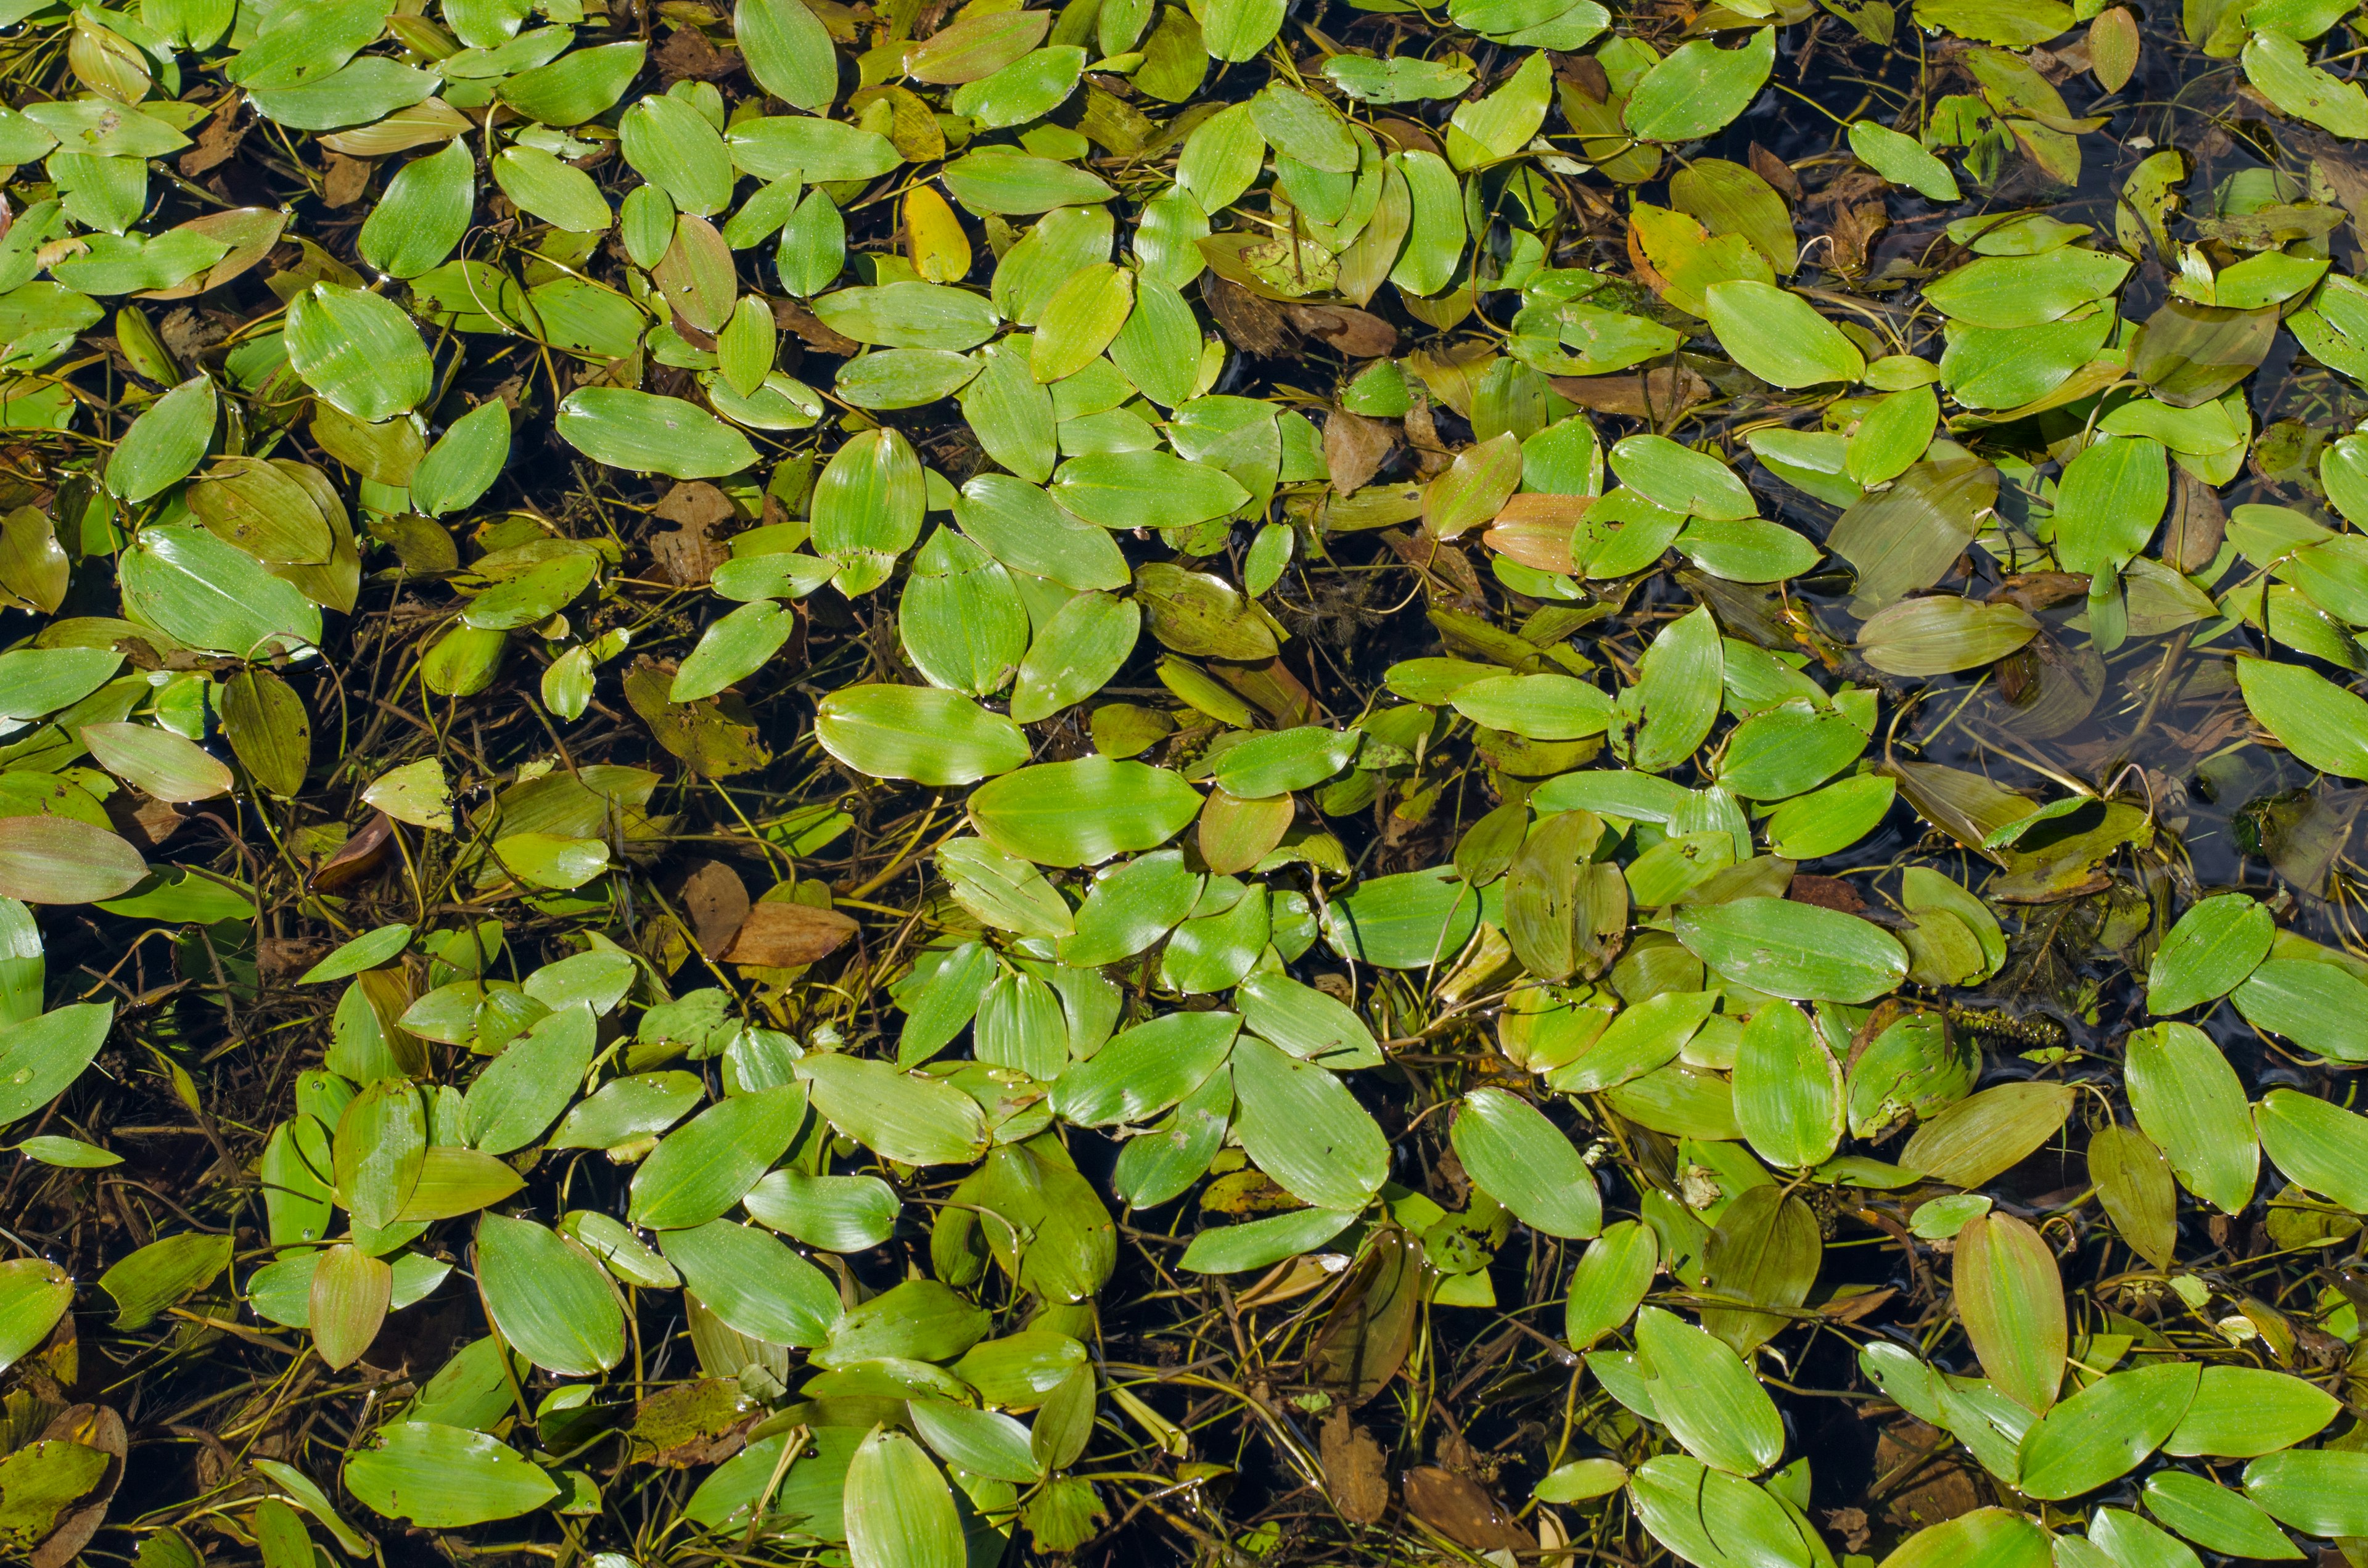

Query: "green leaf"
left=966, top=757, right=1202, bottom=866
left=99, top=1229, right=232, bottom=1328
left=358, top=139, right=472, bottom=278
left=555, top=388, right=756, bottom=480
left=940, top=148, right=1116, bottom=213
left=799, top=1053, right=989, bottom=1165
left=845, top=1427, right=964, bottom=1568
left=2235, top=654, right=2368, bottom=780
left=1952, top=1211, right=2065, bottom=1413
left=1849, top=120, right=1960, bottom=200
left=1564, top=1218, right=1657, bottom=1349
left=0, top=1258, right=72, bottom=1372
left=735, top=0, right=837, bottom=109
left=1633, top=1304, right=1785, bottom=1475
left=1704, top=279, right=1866, bottom=388
left=105, top=374, right=215, bottom=501
left=657, top=1218, right=841, bottom=1345
left=629, top=1083, right=807, bottom=1229
left=1051, top=451, right=1249, bottom=528
left=2164, top=1365, right=2337, bottom=1458
left=1731, top=1003, right=1843, bottom=1168
left=2230, top=957, right=2368, bottom=1061
left=1674, top=897, right=1909, bottom=1003
left=1925, top=248, right=2133, bottom=329
left=343, top=1422, right=559, bottom=1528
left=2242, top=28, right=2368, bottom=135
left=1624, top=28, right=1774, bottom=141
left=1899, top=1080, right=2074, bottom=1188
left=1323, top=866, right=1480, bottom=969
left=2124, top=1022, right=2257, bottom=1213
left=0, top=817, right=148, bottom=905
left=1051, top=1009, right=1235, bottom=1127
left=410, top=400, right=511, bottom=518
left=1450, top=1086, right=1600, bottom=1238
left=2015, top=1360, right=2198, bottom=1500
left=2142, top=1472, right=2301, bottom=1560
left=2242, top=1449, right=2368, bottom=1538
left=2253, top=1086, right=2368, bottom=1212
left=121, top=523, right=321, bottom=655
left=672, top=600, right=794, bottom=704
left=285, top=284, right=433, bottom=421
left=815, top=684, right=1030, bottom=786
left=474, top=1212, right=627, bottom=1376
left=1879, top=1510, right=2055, bottom=1568
left=2147, top=894, right=2273, bottom=1013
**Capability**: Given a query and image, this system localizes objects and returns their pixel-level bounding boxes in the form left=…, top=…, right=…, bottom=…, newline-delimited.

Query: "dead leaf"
left=1788, top=874, right=1865, bottom=913
left=1200, top=271, right=1297, bottom=356
left=1549, top=367, right=1712, bottom=419
left=1402, top=1467, right=1528, bottom=1554
left=321, top=152, right=373, bottom=208
left=1989, top=572, right=2090, bottom=612
left=128, top=795, right=185, bottom=847
left=651, top=481, right=734, bottom=586
left=656, top=23, right=739, bottom=83
left=771, top=298, right=860, bottom=356
left=1306, top=1228, right=1423, bottom=1400
left=720, top=899, right=858, bottom=966
left=1876, top=1419, right=1982, bottom=1530
left=1322, top=408, right=1396, bottom=495
left=1285, top=303, right=1399, bottom=359
left=1828, top=199, right=1891, bottom=275
left=676, top=859, right=750, bottom=955
left=1751, top=141, right=1803, bottom=201
left=1371, top=117, right=1444, bottom=158
left=1827, top=1506, right=1872, bottom=1553
left=2164, top=467, right=2225, bottom=573
left=1320, top=1410, right=1389, bottom=1525
left=179, top=102, right=246, bottom=178
left=310, top=811, right=393, bottom=891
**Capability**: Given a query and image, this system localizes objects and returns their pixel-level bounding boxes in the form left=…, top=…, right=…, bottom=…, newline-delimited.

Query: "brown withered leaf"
left=1751, top=140, right=1803, bottom=200
left=1788, top=874, right=1865, bottom=913
left=1320, top=1410, right=1389, bottom=1525
left=676, top=859, right=750, bottom=956
left=1828, top=199, right=1891, bottom=274
left=650, top=481, right=734, bottom=586
left=2164, top=466, right=2226, bottom=572
left=321, top=152, right=372, bottom=208
left=1877, top=1419, right=1983, bottom=1530
left=1211, top=655, right=1320, bottom=726
left=310, top=811, right=393, bottom=890
left=1989, top=572, right=2091, bottom=612
left=1401, top=1467, right=1529, bottom=1554
left=655, top=24, right=739, bottom=82
left=1201, top=271, right=1298, bottom=356
left=1285, top=303, right=1399, bottom=359
left=1306, top=1228, right=1423, bottom=1401
left=1550, top=367, right=1712, bottom=419
left=1322, top=408, right=1396, bottom=495
left=179, top=101, right=246, bottom=178
left=771, top=298, right=860, bottom=356
left=1370, top=117, right=1444, bottom=157
left=721, top=899, right=858, bottom=966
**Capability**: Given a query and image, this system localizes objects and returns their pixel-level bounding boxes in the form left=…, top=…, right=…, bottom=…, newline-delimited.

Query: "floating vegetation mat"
left=3, top=0, right=2368, bottom=1562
